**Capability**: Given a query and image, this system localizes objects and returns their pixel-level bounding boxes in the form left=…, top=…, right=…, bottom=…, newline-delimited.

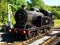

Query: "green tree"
left=30, top=0, right=46, bottom=9
left=0, top=0, right=8, bottom=24
left=7, top=0, right=27, bottom=10
left=50, top=6, right=60, bottom=19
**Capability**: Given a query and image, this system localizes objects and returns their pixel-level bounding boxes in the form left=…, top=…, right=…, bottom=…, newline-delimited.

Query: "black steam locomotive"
left=6, top=7, right=54, bottom=39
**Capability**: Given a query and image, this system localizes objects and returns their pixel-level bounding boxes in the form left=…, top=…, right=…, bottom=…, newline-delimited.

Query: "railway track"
left=51, top=26, right=60, bottom=31
left=28, top=31, right=60, bottom=45
left=41, top=34, right=57, bottom=45
left=47, top=34, right=60, bottom=45
left=0, top=32, right=47, bottom=45
left=0, top=30, right=60, bottom=45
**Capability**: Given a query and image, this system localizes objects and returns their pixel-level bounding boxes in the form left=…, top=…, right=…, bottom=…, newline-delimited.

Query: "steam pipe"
left=8, top=4, right=12, bottom=28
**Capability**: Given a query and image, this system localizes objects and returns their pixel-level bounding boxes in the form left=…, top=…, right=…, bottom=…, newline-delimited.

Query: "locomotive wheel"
left=32, top=32, right=35, bottom=37
left=40, top=30, right=43, bottom=33
left=23, top=35, right=29, bottom=40
left=25, top=35, right=28, bottom=40
left=47, top=27, right=51, bottom=33
left=29, top=32, right=32, bottom=38
left=34, top=31, right=38, bottom=36
left=42, top=29, right=45, bottom=33
left=44, top=28, right=47, bottom=33
left=30, top=32, right=36, bottom=38
left=37, top=31, right=40, bottom=35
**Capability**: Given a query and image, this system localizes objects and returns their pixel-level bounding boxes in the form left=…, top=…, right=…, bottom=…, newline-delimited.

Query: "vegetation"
left=0, top=0, right=8, bottom=24
left=29, top=0, right=46, bottom=9
left=0, top=0, right=60, bottom=25
left=54, top=19, right=60, bottom=27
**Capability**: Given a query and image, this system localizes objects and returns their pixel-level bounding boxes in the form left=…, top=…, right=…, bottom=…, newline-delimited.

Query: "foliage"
left=50, top=6, right=60, bottom=19
left=7, top=0, right=27, bottom=10
left=53, top=11, right=60, bottom=19
left=0, top=0, right=8, bottom=24
left=29, top=0, right=46, bottom=9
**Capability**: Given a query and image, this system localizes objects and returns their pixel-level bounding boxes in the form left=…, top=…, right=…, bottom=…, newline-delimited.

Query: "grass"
left=54, top=19, right=60, bottom=27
